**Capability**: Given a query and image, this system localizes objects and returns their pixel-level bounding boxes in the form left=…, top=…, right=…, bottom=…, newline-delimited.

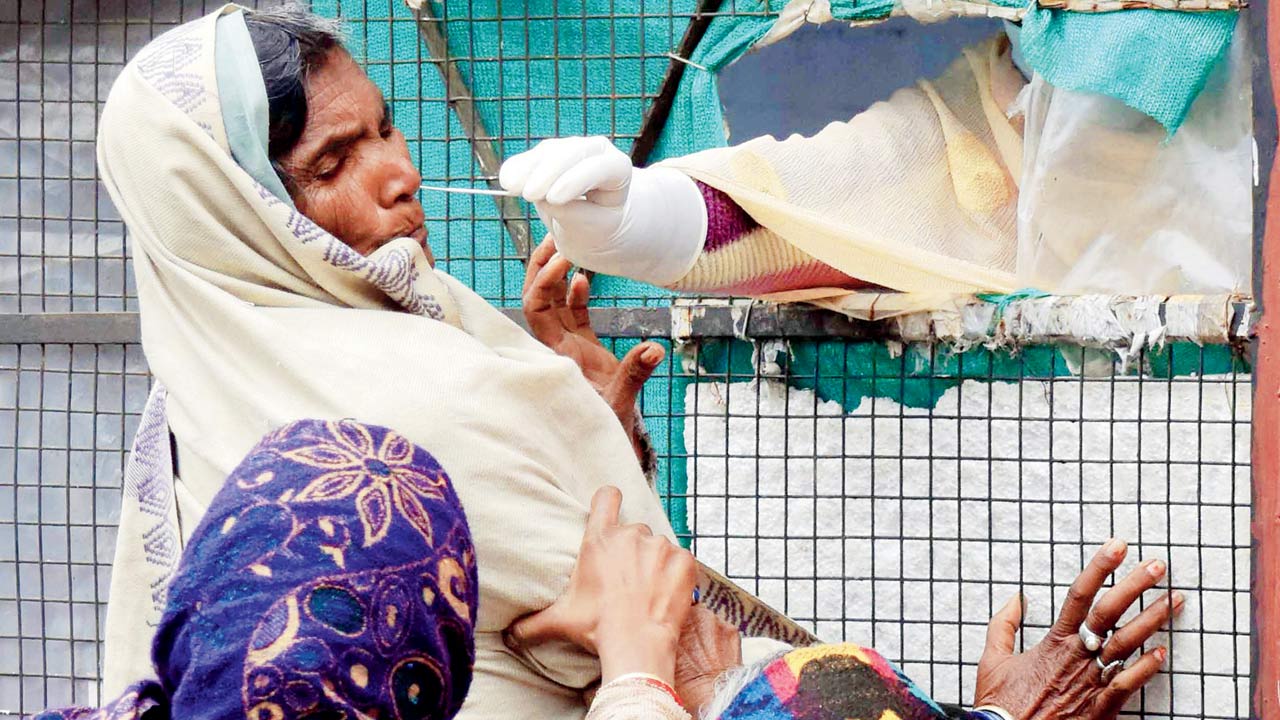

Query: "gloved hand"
left=499, top=136, right=707, bottom=286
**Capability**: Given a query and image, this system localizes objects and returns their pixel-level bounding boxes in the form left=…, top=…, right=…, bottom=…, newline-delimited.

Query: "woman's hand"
left=674, top=606, right=742, bottom=712
left=523, top=236, right=664, bottom=462
left=974, top=540, right=1184, bottom=719
left=505, top=486, right=698, bottom=685
left=500, top=136, right=706, bottom=286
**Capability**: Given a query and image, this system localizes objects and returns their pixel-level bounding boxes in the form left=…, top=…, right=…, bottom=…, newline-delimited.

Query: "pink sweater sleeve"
left=665, top=181, right=865, bottom=296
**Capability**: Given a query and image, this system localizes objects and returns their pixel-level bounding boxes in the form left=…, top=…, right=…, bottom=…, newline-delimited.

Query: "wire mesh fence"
left=1, top=342, right=148, bottom=713
left=0, top=1, right=1261, bottom=719
left=668, top=340, right=1252, bottom=720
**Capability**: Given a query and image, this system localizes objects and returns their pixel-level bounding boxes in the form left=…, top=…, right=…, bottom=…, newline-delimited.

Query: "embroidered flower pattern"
left=282, top=421, right=445, bottom=547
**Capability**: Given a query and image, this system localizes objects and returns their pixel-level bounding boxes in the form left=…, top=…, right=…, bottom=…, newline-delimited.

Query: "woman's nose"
left=377, top=137, right=423, bottom=208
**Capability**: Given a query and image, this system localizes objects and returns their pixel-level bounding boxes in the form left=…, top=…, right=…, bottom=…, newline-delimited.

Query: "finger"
left=587, top=486, right=623, bottom=536
left=538, top=198, right=623, bottom=270
left=523, top=235, right=558, bottom=296
left=661, top=549, right=698, bottom=622
left=506, top=601, right=578, bottom=650
left=1053, top=539, right=1127, bottom=639
left=984, top=593, right=1023, bottom=660
left=711, top=611, right=743, bottom=661
left=1098, top=647, right=1167, bottom=716
left=670, top=548, right=697, bottom=586
left=498, top=144, right=542, bottom=194
left=567, top=272, right=592, bottom=331
left=545, top=149, right=631, bottom=206
left=524, top=252, right=573, bottom=315
left=521, top=138, right=601, bottom=203
left=1086, top=557, right=1166, bottom=638
left=524, top=253, right=575, bottom=342
left=623, top=522, right=654, bottom=537
left=604, top=343, right=664, bottom=416
left=1101, top=591, right=1185, bottom=663
left=660, top=543, right=701, bottom=617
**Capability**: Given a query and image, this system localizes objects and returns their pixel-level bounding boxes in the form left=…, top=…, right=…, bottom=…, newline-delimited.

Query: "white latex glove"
left=499, top=136, right=707, bottom=286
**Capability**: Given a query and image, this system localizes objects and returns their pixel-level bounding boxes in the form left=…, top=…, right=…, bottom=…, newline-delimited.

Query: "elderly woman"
left=97, top=5, right=1175, bottom=719
left=100, top=7, right=673, bottom=716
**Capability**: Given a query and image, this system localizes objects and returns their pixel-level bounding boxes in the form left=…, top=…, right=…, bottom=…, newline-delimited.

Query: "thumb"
left=984, top=593, right=1023, bottom=660
left=605, top=342, right=664, bottom=415
left=505, top=599, right=585, bottom=652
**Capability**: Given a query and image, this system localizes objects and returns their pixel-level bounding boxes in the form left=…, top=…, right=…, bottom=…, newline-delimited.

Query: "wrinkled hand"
left=506, top=486, right=698, bottom=684
left=674, top=605, right=742, bottom=713
left=974, top=540, right=1184, bottom=719
left=523, top=236, right=664, bottom=459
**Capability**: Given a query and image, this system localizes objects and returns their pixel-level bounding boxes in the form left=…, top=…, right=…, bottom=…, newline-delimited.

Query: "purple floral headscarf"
left=37, top=419, right=478, bottom=720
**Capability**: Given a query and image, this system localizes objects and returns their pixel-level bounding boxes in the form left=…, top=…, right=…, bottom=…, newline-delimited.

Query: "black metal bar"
left=629, top=0, right=725, bottom=166
left=0, top=313, right=141, bottom=344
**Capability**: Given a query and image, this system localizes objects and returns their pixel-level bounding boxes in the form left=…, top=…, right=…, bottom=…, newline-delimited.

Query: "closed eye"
left=316, top=155, right=346, bottom=180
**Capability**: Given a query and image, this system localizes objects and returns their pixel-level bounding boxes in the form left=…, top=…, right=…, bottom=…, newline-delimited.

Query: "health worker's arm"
left=499, top=137, right=864, bottom=296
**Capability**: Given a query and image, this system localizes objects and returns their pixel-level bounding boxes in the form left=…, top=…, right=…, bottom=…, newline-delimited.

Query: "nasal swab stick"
left=419, top=184, right=587, bottom=201
left=419, top=184, right=519, bottom=197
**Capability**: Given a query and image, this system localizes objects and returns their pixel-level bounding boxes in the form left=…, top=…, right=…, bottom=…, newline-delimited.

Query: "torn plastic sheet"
left=1014, top=13, right=1252, bottom=294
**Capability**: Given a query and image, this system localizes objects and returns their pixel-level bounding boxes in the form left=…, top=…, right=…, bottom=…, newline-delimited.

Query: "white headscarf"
left=97, top=7, right=673, bottom=717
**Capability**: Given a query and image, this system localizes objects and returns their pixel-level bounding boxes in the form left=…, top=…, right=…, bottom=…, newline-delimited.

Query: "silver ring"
left=1096, top=656, right=1125, bottom=683
left=1078, top=623, right=1109, bottom=653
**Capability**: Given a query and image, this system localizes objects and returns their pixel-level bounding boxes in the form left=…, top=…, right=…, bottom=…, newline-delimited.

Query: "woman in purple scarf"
left=35, top=419, right=481, bottom=720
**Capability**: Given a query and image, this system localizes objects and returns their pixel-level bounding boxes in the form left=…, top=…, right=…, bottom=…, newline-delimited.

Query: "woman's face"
left=277, top=49, right=431, bottom=261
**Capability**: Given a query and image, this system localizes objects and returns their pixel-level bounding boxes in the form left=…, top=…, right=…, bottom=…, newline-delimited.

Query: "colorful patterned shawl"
left=717, top=644, right=983, bottom=720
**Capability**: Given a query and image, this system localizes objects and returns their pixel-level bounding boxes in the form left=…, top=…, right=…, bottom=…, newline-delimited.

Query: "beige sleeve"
left=586, top=678, right=693, bottom=720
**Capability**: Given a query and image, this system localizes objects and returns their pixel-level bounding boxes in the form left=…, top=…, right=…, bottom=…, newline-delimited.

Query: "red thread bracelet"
left=608, top=672, right=684, bottom=707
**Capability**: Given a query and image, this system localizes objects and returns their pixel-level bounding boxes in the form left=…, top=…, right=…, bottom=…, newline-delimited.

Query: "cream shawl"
left=97, top=7, right=674, bottom=717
